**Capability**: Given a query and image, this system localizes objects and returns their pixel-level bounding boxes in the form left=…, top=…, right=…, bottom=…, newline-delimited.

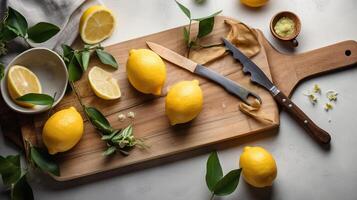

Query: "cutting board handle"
left=262, top=32, right=357, bottom=96
left=293, top=40, right=357, bottom=80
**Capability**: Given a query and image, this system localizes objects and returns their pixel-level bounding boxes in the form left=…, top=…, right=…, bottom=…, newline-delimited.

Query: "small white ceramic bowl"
left=1, top=47, right=68, bottom=114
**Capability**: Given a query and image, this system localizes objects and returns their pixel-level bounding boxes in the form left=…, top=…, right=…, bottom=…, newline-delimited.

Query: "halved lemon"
left=88, top=66, right=121, bottom=100
left=7, top=65, right=42, bottom=107
left=79, top=5, right=116, bottom=44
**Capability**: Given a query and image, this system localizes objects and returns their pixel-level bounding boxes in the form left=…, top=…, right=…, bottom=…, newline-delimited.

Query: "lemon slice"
left=79, top=5, right=116, bottom=44
left=88, top=66, right=121, bottom=100
left=7, top=65, right=42, bottom=107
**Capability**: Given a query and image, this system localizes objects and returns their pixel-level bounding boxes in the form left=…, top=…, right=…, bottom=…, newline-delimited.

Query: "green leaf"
left=81, top=50, right=90, bottom=71
left=213, top=168, right=242, bottom=196
left=75, top=51, right=90, bottom=71
left=74, top=52, right=83, bottom=70
left=84, top=106, right=110, bottom=128
left=197, top=17, right=215, bottom=38
left=27, top=22, right=60, bottom=43
left=11, top=173, right=34, bottom=200
left=175, top=0, right=191, bottom=19
left=0, top=63, right=4, bottom=80
left=67, top=54, right=83, bottom=81
left=30, top=147, right=60, bottom=176
left=195, top=0, right=206, bottom=4
left=206, top=151, right=223, bottom=191
left=183, top=27, right=189, bottom=44
left=101, top=129, right=119, bottom=141
left=5, top=7, right=28, bottom=37
left=192, top=10, right=222, bottom=21
left=0, top=155, right=21, bottom=186
left=0, top=26, right=18, bottom=41
left=92, top=120, right=114, bottom=135
left=61, top=44, right=74, bottom=59
left=103, top=146, right=116, bottom=156
left=95, top=49, right=118, bottom=69
left=16, top=93, right=54, bottom=106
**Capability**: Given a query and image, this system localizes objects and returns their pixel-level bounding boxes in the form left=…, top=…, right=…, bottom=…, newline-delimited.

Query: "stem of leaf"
left=187, top=19, right=192, bottom=57
left=24, top=139, right=32, bottom=165
left=80, top=44, right=101, bottom=53
left=210, top=193, right=215, bottom=200
left=69, top=81, right=84, bottom=108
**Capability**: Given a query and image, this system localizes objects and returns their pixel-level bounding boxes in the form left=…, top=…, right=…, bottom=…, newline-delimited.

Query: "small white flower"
left=127, top=111, right=135, bottom=118
left=324, top=103, right=333, bottom=111
left=313, top=84, right=321, bottom=94
left=326, top=90, right=338, bottom=101
left=303, top=91, right=318, bottom=104
left=118, top=113, right=126, bottom=121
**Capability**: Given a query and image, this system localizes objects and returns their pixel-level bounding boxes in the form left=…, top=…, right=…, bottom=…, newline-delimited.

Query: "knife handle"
left=273, top=92, right=331, bottom=144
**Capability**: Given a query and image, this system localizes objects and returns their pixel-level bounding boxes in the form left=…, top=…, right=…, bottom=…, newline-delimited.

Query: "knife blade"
left=223, top=38, right=331, bottom=144
left=146, top=42, right=261, bottom=105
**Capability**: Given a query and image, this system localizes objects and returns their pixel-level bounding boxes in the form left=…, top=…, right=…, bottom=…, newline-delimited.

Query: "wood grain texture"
left=21, top=16, right=279, bottom=181
left=261, top=38, right=357, bottom=96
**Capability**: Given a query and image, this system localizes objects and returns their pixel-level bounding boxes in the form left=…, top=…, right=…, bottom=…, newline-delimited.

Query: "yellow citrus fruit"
left=88, top=66, right=121, bottom=100
left=42, top=107, right=84, bottom=155
left=165, top=80, right=203, bottom=125
left=79, top=5, right=115, bottom=44
left=126, top=49, right=166, bottom=95
left=7, top=65, right=42, bottom=107
left=240, top=0, right=268, bottom=7
left=239, top=146, right=277, bottom=188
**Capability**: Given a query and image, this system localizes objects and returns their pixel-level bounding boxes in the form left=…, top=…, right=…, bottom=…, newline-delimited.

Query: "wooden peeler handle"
left=274, top=91, right=331, bottom=144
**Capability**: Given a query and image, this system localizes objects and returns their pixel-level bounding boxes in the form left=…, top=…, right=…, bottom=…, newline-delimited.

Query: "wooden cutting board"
left=21, top=16, right=279, bottom=181
left=2, top=16, right=355, bottom=181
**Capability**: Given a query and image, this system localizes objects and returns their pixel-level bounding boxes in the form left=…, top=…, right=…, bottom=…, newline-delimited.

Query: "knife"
left=222, top=38, right=331, bottom=144
left=146, top=42, right=261, bottom=106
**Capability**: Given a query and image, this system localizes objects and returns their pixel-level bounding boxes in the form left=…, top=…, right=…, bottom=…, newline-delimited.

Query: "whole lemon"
left=165, top=80, right=203, bottom=125
left=42, top=107, right=84, bottom=155
left=240, top=0, right=268, bottom=7
left=126, top=49, right=166, bottom=95
left=239, top=146, right=277, bottom=188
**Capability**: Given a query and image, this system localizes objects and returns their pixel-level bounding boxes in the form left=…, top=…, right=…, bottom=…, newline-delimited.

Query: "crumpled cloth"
left=189, top=19, right=261, bottom=65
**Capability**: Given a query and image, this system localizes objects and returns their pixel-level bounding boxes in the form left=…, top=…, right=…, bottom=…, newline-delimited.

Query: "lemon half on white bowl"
left=0, top=48, right=68, bottom=114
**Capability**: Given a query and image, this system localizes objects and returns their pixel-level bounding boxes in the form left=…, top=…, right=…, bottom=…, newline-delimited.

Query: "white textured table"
left=1, top=0, right=357, bottom=199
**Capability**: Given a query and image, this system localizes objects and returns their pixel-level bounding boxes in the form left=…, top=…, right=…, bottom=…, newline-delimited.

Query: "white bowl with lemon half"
left=0, top=47, right=68, bottom=114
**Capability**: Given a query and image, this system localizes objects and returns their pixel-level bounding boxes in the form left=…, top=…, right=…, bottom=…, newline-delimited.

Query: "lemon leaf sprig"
left=206, top=151, right=242, bottom=200
left=0, top=7, right=60, bottom=48
left=0, top=154, right=34, bottom=200
left=61, top=43, right=118, bottom=81
left=84, top=106, right=146, bottom=156
left=175, top=1, right=222, bottom=55
left=0, top=7, right=60, bottom=81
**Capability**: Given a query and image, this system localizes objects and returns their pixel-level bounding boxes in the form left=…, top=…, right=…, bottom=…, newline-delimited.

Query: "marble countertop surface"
left=1, top=0, right=357, bottom=199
